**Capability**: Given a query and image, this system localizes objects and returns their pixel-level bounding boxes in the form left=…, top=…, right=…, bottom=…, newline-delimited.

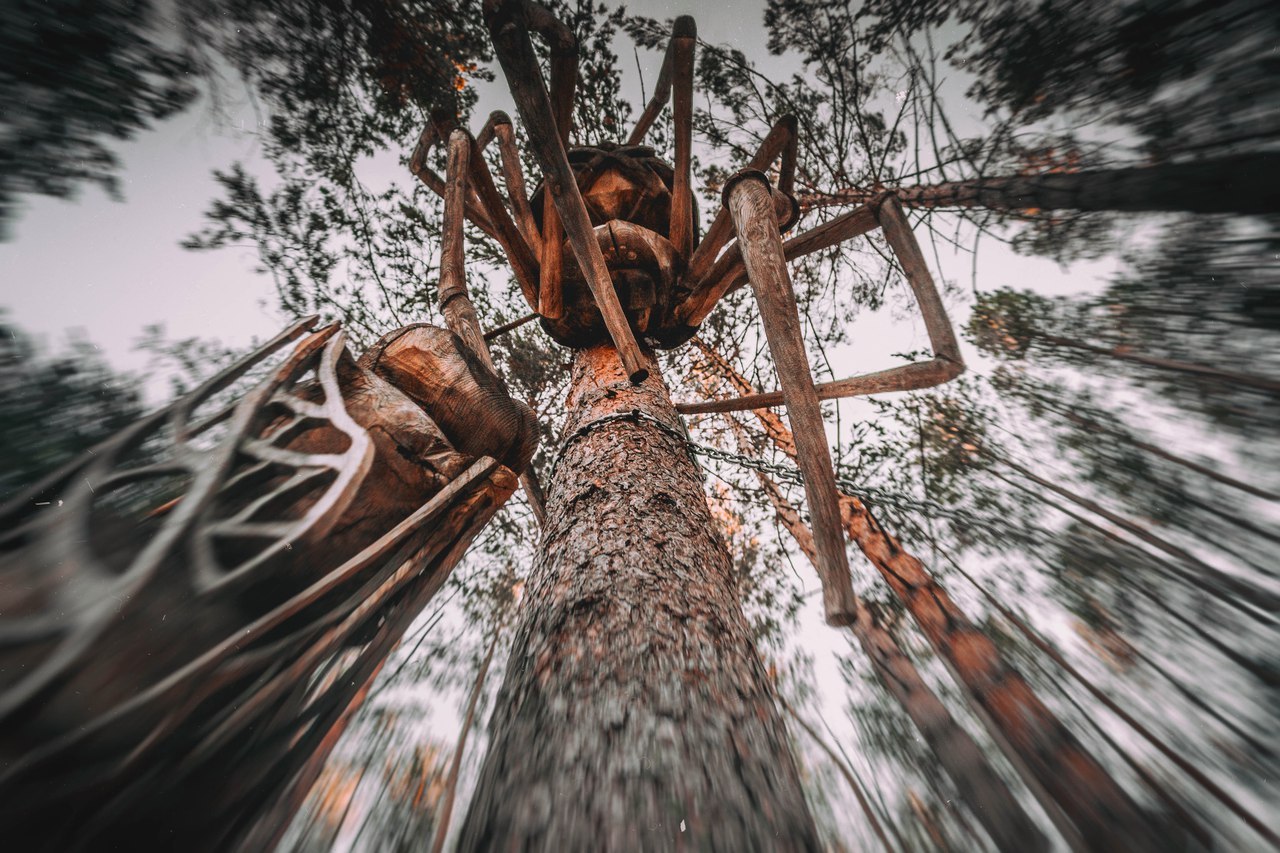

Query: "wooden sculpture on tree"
left=405, top=2, right=978, bottom=849
left=17, top=1, right=1200, bottom=850
left=0, top=318, right=536, bottom=849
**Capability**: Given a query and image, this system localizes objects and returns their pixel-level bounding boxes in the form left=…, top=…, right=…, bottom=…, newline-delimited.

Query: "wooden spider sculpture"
left=0, top=318, right=536, bottom=848
left=410, top=1, right=966, bottom=626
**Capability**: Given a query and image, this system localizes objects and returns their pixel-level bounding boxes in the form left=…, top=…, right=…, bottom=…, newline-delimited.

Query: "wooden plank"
left=539, top=193, right=566, bottom=318
left=668, top=16, right=696, bottom=260
left=724, top=170, right=855, bottom=625
left=486, top=0, right=649, bottom=382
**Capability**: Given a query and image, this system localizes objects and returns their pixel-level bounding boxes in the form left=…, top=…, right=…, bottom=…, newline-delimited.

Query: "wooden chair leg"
left=485, top=0, right=649, bottom=382
left=723, top=169, right=856, bottom=626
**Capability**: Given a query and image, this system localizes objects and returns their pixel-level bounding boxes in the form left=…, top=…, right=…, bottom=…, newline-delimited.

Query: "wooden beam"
left=668, top=16, right=696, bottom=261
left=520, top=0, right=576, bottom=322
left=724, top=169, right=855, bottom=626
left=876, top=194, right=962, bottom=365
left=683, top=115, right=797, bottom=289
left=483, top=311, right=539, bottom=341
left=485, top=0, right=649, bottom=382
left=676, top=359, right=963, bottom=414
left=409, top=128, right=499, bottom=243
left=676, top=193, right=963, bottom=413
left=626, top=33, right=675, bottom=146
left=465, top=131, right=541, bottom=312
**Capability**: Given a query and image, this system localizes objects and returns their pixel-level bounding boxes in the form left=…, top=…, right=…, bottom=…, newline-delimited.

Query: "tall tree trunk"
left=744, top=446, right=1049, bottom=852
left=691, top=340, right=1169, bottom=851
left=799, top=154, right=1279, bottom=215
left=459, top=344, right=820, bottom=851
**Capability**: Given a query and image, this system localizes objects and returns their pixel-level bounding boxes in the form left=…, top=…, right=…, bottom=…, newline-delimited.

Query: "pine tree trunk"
left=754, top=469, right=1049, bottom=852
left=458, top=344, right=820, bottom=851
left=689, top=341, right=1166, bottom=851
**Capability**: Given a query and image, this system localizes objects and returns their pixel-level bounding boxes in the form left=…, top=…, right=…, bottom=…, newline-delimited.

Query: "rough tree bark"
left=459, top=344, right=820, bottom=851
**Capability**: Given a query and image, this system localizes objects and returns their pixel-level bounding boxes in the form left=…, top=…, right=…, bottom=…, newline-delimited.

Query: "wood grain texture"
left=0, top=319, right=526, bottom=848
left=668, top=16, right=696, bottom=260
left=725, top=171, right=856, bottom=626
left=439, top=131, right=546, bottom=522
left=485, top=0, right=647, bottom=381
left=459, top=344, right=820, bottom=852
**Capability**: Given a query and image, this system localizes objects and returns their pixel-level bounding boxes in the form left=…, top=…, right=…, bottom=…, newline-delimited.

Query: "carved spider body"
left=531, top=143, right=699, bottom=349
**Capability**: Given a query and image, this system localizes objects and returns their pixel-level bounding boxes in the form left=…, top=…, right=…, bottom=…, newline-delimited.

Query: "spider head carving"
left=530, top=143, right=700, bottom=349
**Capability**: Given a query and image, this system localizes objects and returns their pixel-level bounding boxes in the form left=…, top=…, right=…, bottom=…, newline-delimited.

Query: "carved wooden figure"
left=0, top=317, right=536, bottom=848
left=411, top=0, right=964, bottom=625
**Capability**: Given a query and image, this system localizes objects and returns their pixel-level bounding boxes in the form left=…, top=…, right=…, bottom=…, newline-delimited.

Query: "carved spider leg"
left=441, top=130, right=547, bottom=524
left=676, top=194, right=964, bottom=415
left=410, top=127, right=498, bottom=242
left=723, top=171, right=857, bottom=626
left=485, top=0, right=649, bottom=382
left=464, top=130, right=542, bottom=312
left=489, top=111, right=542, bottom=256
left=669, top=16, right=697, bottom=260
left=680, top=115, right=800, bottom=324
left=510, top=0, right=576, bottom=320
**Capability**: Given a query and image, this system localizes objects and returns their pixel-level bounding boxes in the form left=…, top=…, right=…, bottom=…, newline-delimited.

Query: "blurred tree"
left=0, top=316, right=144, bottom=501
left=0, top=0, right=197, bottom=235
